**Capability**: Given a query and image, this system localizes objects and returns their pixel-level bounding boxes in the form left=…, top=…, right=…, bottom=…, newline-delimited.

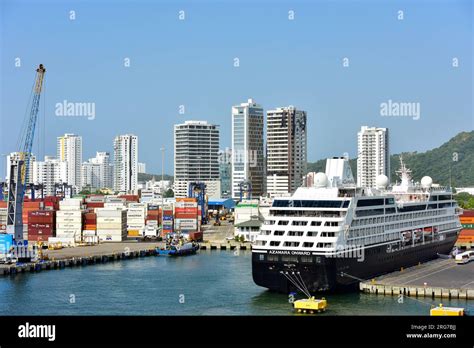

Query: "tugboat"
left=156, top=233, right=200, bottom=256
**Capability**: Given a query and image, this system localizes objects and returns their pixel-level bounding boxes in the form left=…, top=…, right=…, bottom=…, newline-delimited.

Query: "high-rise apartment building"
left=231, top=99, right=265, bottom=199
left=266, top=106, right=307, bottom=196
left=137, top=162, right=146, bottom=174
left=57, top=133, right=82, bottom=191
left=174, top=121, right=220, bottom=198
left=357, top=126, right=390, bottom=188
left=33, top=156, right=68, bottom=196
left=82, top=152, right=113, bottom=190
left=113, top=134, right=138, bottom=193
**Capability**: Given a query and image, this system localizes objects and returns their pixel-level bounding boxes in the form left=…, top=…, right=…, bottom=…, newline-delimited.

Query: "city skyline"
left=1, top=0, right=472, bottom=176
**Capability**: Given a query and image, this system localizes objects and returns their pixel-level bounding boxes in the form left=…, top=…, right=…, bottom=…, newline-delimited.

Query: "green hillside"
left=307, top=131, right=474, bottom=187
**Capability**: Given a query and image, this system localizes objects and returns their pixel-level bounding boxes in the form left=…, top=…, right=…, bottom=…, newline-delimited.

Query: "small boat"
left=156, top=232, right=200, bottom=256
left=430, top=304, right=465, bottom=316
left=293, top=297, right=327, bottom=314
left=156, top=242, right=199, bottom=256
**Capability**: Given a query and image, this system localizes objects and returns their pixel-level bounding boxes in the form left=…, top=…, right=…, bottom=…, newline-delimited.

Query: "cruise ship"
left=252, top=157, right=462, bottom=293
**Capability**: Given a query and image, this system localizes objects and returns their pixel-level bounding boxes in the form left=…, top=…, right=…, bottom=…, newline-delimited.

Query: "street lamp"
left=160, top=146, right=165, bottom=235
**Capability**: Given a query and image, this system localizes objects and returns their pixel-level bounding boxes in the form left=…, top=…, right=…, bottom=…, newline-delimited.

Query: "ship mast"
left=396, top=156, right=412, bottom=188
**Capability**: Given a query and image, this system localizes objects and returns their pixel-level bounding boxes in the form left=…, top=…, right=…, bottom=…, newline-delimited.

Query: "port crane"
left=239, top=180, right=252, bottom=202
left=6, top=64, right=46, bottom=244
left=188, top=182, right=208, bottom=224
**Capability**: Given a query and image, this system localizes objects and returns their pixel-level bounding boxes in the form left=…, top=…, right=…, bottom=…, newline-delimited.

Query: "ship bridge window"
left=438, top=195, right=452, bottom=201
left=385, top=207, right=396, bottom=214
left=342, top=201, right=350, bottom=208
left=311, top=221, right=322, bottom=226
left=272, top=200, right=344, bottom=208
left=429, top=195, right=438, bottom=201
left=269, top=241, right=281, bottom=246
left=428, top=203, right=438, bottom=209
left=283, top=241, right=300, bottom=247
left=397, top=205, right=426, bottom=213
left=278, top=220, right=289, bottom=225
left=307, top=231, right=318, bottom=237
left=274, top=230, right=285, bottom=236
left=356, top=208, right=384, bottom=217
left=303, top=242, right=314, bottom=248
left=439, top=202, right=452, bottom=208
left=357, top=199, right=385, bottom=207
left=385, top=198, right=395, bottom=205
left=324, top=221, right=340, bottom=226
left=321, top=232, right=336, bottom=237
left=288, top=231, right=304, bottom=236
left=292, top=221, right=308, bottom=226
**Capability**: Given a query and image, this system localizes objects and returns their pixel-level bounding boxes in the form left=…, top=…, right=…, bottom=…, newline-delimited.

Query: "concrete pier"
left=360, top=258, right=474, bottom=300
left=0, top=240, right=252, bottom=277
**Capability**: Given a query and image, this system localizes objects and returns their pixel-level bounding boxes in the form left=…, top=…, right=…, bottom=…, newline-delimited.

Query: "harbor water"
left=0, top=251, right=472, bottom=315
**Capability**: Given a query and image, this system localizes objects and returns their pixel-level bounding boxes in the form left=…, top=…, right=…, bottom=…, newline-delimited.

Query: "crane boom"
left=22, top=64, right=46, bottom=184
left=6, top=64, right=46, bottom=243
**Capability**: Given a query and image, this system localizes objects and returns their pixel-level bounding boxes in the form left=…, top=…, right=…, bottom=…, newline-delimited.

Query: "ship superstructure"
left=252, top=157, right=462, bottom=292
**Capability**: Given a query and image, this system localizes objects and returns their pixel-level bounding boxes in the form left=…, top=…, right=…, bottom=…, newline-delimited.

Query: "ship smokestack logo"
left=55, top=100, right=95, bottom=120
left=380, top=99, right=420, bottom=120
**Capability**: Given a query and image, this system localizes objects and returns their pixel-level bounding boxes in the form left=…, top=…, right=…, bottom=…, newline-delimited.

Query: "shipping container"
left=460, top=217, right=474, bottom=224
left=461, top=210, right=474, bottom=217
left=57, top=211, right=82, bottom=217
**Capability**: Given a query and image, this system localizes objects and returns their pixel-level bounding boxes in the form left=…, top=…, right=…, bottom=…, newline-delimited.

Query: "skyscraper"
left=266, top=106, right=307, bottom=196
left=219, top=148, right=232, bottom=198
left=174, top=121, right=220, bottom=198
left=82, top=152, right=113, bottom=190
left=357, top=126, right=390, bottom=188
left=231, top=99, right=265, bottom=199
left=57, top=133, right=82, bottom=191
left=33, top=156, right=68, bottom=196
left=113, top=134, right=138, bottom=193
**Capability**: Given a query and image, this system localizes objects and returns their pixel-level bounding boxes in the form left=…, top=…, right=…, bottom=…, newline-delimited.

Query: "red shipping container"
left=461, top=210, right=474, bottom=217
left=28, top=228, right=54, bottom=235
left=0, top=201, right=7, bottom=208
left=188, top=231, right=203, bottom=241
left=175, top=213, right=198, bottom=219
left=175, top=208, right=198, bottom=213
left=86, top=202, right=105, bottom=208
left=28, top=223, right=54, bottom=231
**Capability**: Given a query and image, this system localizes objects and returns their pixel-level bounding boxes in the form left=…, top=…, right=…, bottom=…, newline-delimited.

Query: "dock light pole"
left=160, top=146, right=165, bottom=235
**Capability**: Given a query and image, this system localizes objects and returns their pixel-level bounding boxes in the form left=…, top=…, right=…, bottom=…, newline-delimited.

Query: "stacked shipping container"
left=56, top=198, right=83, bottom=243
left=28, top=210, right=55, bottom=242
left=458, top=210, right=474, bottom=246
left=96, top=208, right=127, bottom=242
left=162, top=204, right=174, bottom=237
left=127, top=203, right=147, bottom=237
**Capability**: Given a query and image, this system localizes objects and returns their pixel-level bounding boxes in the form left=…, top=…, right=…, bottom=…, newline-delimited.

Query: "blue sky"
left=1, top=0, right=472, bottom=175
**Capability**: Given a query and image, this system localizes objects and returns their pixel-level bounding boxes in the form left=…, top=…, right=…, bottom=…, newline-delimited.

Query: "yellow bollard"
left=401, top=267, right=404, bottom=272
